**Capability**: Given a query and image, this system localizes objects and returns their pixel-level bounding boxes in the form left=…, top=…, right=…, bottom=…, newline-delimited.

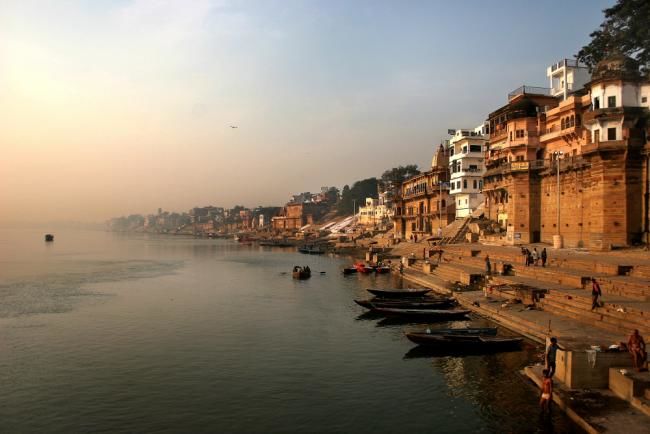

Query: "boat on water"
left=373, top=266, right=391, bottom=274
left=342, top=267, right=358, bottom=275
left=370, top=307, right=470, bottom=319
left=366, top=288, right=431, bottom=298
left=259, top=239, right=294, bottom=247
left=405, top=333, right=522, bottom=350
left=298, top=245, right=326, bottom=254
left=354, top=298, right=456, bottom=310
left=410, top=327, right=498, bottom=336
left=45, top=234, right=54, bottom=242
left=292, top=266, right=311, bottom=280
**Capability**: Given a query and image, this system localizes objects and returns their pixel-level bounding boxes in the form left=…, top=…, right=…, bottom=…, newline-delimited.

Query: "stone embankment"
left=381, top=240, right=650, bottom=432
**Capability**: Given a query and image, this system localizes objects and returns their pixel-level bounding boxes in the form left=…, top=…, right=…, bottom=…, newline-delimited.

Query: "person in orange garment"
left=539, top=369, right=553, bottom=413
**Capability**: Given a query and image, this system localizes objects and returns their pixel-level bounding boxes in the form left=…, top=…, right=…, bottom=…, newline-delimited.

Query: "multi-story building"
left=483, top=54, right=650, bottom=250
left=547, top=58, right=590, bottom=101
left=271, top=202, right=327, bottom=231
left=393, top=145, right=455, bottom=240
left=357, top=193, right=393, bottom=226
left=483, top=85, right=559, bottom=244
left=448, top=125, right=488, bottom=218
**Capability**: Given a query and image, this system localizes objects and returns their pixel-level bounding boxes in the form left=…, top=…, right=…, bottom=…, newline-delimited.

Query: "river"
left=0, top=229, right=577, bottom=433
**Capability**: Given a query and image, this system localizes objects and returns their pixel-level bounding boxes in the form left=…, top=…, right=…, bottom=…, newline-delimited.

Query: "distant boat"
left=292, top=266, right=311, bottom=280
left=370, top=307, right=470, bottom=319
left=45, top=234, right=54, bottom=242
left=342, top=267, right=358, bottom=275
left=367, top=288, right=431, bottom=298
left=259, top=239, right=294, bottom=247
left=405, top=333, right=522, bottom=350
left=373, top=266, right=391, bottom=274
left=298, top=245, right=326, bottom=254
left=409, top=327, right=498, bottom=336
left=353, top=298, right=456, bottom=310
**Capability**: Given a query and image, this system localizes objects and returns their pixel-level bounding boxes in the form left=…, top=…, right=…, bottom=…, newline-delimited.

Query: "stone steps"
left=540, top=292, right=650, bottom=336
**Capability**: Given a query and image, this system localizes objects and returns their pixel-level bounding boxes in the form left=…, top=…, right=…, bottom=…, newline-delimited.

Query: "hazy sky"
left=1, top=0, right=612, bottom=223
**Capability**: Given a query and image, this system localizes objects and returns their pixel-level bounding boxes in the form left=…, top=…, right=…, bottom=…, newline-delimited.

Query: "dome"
left=591, top=52, right=641, bottom=81
left=431, top=144, right=448, bottom=169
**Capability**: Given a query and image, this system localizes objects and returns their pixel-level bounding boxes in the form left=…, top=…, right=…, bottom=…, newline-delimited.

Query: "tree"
left=380, top=164, right=420, bottom=200
left=337, top=178, right=379, bottom=215
left=577, top=0, right=650, bottom=73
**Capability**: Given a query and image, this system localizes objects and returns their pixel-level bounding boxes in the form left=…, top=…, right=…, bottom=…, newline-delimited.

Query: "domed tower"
left=431, top=143, right=449, bottom=170
left=582, top=52, right=649, bottom=249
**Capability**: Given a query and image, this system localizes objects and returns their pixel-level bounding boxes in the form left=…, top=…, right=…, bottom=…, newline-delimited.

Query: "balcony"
left=548, top=58, right=581, bottom=73
left=508, top=85, right=551, bottom=100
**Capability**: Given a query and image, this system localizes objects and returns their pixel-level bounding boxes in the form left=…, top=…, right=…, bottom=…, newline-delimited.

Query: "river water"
left=0, top=229, right=577, bottom=433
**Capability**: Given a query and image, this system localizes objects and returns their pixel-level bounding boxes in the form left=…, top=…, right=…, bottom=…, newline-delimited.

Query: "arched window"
left=570, top=115, right=575, bottom=127
left=561, top=118, right=565, bottom=130
left=441, top=199, right=446, bottom=208
left=575, top=114, right=581, bottom=127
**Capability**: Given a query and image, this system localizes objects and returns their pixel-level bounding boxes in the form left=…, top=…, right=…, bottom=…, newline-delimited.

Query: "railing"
left=550, top=58, right=580, bottom=72
left=508, top=85, right=551, bottom=99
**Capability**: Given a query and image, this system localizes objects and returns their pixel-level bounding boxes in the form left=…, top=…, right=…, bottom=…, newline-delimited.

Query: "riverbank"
left=357, top=240, right=650, bottom=433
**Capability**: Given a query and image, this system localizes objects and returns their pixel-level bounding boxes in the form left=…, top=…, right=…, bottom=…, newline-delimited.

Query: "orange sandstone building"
left=483, top=55, right=650, bottom=250
left=393, top=145, right=455, bottom=240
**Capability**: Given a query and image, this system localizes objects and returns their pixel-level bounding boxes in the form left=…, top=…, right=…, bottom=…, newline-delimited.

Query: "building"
left=357, top=193, right=393, bottom=226
left=483, top=54, right=650, bottom=250
left=393, top=145, right=455, bottom=240
left=271, top=202, right=327, bottom=231
left=448, top=125, right=488, bottom=218
left=547, top=58, right=590, bottom=101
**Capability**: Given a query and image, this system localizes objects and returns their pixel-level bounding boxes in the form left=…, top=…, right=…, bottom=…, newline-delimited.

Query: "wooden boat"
left=370, top=307, right=470, bottom=319
left=410, top=327, right=498, bottom=336
left=298, top=245, right=326, bottom=254
left=367, top=288, right=431, bottom=298
left=259, top=240, right=294, bottom=247
left=354, top=298, right=456, bottom=310
left=405, top=333, right=522, bottom=350
left=44, top=234, right=54, bottom=242
left=342, top=267, right=358, bottom=275
left=292, top=267, right=311, bottom=279
left=374, top=266, right=391, bottom=274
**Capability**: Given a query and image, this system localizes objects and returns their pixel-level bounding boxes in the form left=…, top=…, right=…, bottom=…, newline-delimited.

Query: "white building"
left=448, top=125, right=487, bottom=218
left=547, top=58, right=590, bottom=101
left=357, top=193, right=393, bottom=226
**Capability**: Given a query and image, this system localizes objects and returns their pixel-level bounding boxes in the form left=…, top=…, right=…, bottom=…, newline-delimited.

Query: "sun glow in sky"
left=0, top=0, right=612, bottom=223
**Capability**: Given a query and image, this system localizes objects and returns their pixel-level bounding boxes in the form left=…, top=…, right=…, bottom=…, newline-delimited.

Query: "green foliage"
left=337, top=178, right=378, bottom=215
left=380, top=165, right=420, bottom=193
left=577, top=0, right=650, bottom=73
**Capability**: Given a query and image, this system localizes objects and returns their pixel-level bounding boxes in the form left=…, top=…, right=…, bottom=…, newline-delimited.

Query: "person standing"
left=539, top=369, right=553, bottom=413
left=541, top=248, right=547, bottom=267
left=591, top=278, right=602, bottom=310
left=437, top=249, right=443, bottom=264
left=532, top=248, right=539, bottom=266
left=485, top=255, right=491, bottom=275
left=545, top=337, right=559, bottom=378
left=628, top=329, right=647, bottom=372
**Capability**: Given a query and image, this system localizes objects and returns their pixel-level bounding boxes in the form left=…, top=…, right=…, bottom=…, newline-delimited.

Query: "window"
left=516, top=155, right=524, bottom=161
left=607, top=127, right=616, bottom=141
left=642, top=96, right=647, bottom=103
left=470, top=145, right=482, bottom=153
left=607, top=96, right=616, bottom=108
left=594, top=129, right=600, bottom=142
left=473, top=180, right=478, bottom=189
left=515, top=129, right=525, bottom=138
left=561, top=118, right=565, bottom=129
left=458, top=200, right=461, bottom=206
left=469, top=164, right=478, bottom=171
left=594, top=97, right=600, bottom=109
left=463, top=180, right=467, bottom=189
left=462, top=146, right=468, bottom=154
left=575, top=114, right=581, bottom=126
left=479, top=180, right=483, bottom=189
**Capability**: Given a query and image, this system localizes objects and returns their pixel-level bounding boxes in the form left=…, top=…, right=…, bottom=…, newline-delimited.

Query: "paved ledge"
left=525, top=365, right=650, bottom=434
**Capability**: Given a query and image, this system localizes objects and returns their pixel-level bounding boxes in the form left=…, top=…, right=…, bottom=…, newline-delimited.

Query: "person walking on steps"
left=545, top=337, right=559, bottom=378
left=591, top=278, right=602, bottom=310
left=541, top=248, right=547, bottom=267
left=485, top=255, right=491, bottom=275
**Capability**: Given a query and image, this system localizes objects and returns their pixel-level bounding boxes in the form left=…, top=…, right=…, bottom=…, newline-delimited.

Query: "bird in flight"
left=229, top=125, right=238, bottom=129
